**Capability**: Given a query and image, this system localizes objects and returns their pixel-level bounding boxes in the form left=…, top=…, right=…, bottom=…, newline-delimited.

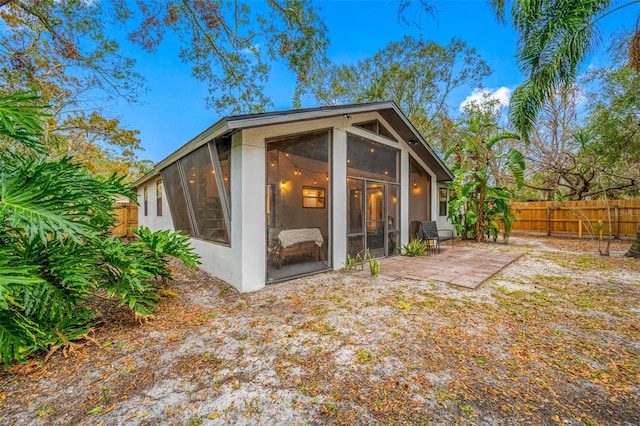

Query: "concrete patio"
left=356, top=246, right=522, bottom=289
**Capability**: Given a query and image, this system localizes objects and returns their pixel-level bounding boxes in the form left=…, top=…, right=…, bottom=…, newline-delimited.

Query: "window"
left=215, top=137, right=231, bottom=210
left=439, top=187, right=448, bottom=216
left=181, top=144, right=229, bottom=244
left=266, top=130, right=331, bottom=282
left=347, top=134, right=399, bottom=182
left=354, top=120, right=397, bottom=142
left=302, top=186, right=325, bottom=208
left=156, top=180, right=163, bottom=216
left=143, top=186, right=148, bottom=216
left=159, top=138, right=232, bottom=244
left=161, top=163, right=193, bottom=235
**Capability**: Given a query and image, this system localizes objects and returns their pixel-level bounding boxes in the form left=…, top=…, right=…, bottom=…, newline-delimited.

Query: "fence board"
left=111, top=202, right=138, bottom=237
left=510, top=200, right=640, bottom=238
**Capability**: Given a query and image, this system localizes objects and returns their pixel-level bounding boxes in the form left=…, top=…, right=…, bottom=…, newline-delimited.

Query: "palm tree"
left=492, top=0, right=640, bottom=139
left=492, top=0, right=640, bottom=257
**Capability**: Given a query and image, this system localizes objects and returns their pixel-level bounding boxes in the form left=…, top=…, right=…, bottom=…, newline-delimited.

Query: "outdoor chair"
left=417, top=221, right=454, bottom=254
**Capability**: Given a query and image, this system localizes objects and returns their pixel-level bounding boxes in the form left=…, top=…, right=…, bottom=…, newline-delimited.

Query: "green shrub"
left=401, top=239, right=429, bottom=257
left=0, top=92, right=200, bottom=367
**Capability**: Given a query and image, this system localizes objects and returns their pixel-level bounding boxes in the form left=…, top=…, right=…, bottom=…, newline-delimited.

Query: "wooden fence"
left=111, top=202, right=138, bottom=238
left=510, top=200, right=640, bottom=238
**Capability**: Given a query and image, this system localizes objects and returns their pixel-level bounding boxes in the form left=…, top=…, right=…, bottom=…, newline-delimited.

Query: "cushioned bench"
left=271, top=228, right=324, bottom=269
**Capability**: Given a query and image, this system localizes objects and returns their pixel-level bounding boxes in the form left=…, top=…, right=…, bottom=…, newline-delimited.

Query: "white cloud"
left=241, top=44, right=261, bottom=56
left=459, top=86, right=512, bottom=112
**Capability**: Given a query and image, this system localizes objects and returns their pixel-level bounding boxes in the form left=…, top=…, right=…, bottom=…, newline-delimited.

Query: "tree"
left=491, top=0, right=640, bottom=141
left=0, top=92, right=200, bottom=367
left=518, top=85, right=607, bottom=200
left=0, top=0, right=330, bottom=176
left=584, top=32, right=640, bottom=190
left=298, top=36, right=491, bottom=153
left=493, top=1, right=640, bottom=257
left=0, top=0, right=146, bottom=177
left=446, top=114, right=524, bottom=242
left=127, top=0, right=329, bottom=114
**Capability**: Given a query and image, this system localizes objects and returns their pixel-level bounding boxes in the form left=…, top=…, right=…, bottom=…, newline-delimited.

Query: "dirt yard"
left=1, top=236, right=639, bottom=425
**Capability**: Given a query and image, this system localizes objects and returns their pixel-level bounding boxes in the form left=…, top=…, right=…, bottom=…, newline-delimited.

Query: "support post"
left=546, top=207, right=551, bottom=236
left=578, top=220, right=582, bottom=239
left=123, top=203, right=129, bottom=238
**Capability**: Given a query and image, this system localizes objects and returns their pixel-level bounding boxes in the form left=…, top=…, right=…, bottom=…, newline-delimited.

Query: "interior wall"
left=408, top=155, right=432, bottom=238
left=268, top=154, right=330, bottom=237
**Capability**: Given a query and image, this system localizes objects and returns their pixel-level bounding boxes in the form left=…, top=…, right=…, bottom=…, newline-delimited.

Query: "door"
left=347, top=179, right=400, bottom=259
left=366, top=182, right=385, bottom=258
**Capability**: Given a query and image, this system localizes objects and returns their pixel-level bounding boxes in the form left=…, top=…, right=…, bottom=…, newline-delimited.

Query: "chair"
left=417, top=221, right=454, bottom=253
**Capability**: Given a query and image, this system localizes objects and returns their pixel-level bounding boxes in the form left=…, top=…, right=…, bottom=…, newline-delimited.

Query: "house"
left=135, top=101, right=454, bottom=292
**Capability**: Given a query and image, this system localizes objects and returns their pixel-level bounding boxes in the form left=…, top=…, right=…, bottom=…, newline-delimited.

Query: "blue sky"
left=111, top=1, right=637, bottom=163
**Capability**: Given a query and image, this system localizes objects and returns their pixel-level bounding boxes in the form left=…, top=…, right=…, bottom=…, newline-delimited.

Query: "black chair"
left=417, top=221, right=454, bottom=253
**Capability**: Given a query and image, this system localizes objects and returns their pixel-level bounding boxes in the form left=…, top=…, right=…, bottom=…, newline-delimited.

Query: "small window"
left=354, top=120, right=397, bottom=142
left=156, top=180, right=163, bottom=216
left=439, top=187, right=448, bottom=216
left=302, top=186, right=325, bottom=208
left=143, top=186, right=149, bottom=216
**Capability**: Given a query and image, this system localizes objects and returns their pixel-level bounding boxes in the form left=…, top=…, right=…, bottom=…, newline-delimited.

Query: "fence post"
left=546, top=207, right=551, bottom=236
left=578, top=220, right=582, bottom=239
left=614, top=206, right=619, bottom=239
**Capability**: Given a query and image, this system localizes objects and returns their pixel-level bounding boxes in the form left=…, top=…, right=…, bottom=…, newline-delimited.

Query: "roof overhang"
left=134, top=101, right=453, bottom=187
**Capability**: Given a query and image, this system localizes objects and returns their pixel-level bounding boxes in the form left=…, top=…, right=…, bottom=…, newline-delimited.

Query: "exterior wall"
left=399, top=148, right=410, bottom=248
left=332, top=129, right=348, bottom=266
left=137, top=179, right=173, bottom=232
left=234, top=131, right=267, bottom=292
left=435, top=184, right=454, bottom=233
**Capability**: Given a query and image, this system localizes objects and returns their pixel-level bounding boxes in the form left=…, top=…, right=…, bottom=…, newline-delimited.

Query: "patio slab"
left=358, top=246, right=522, bottom=289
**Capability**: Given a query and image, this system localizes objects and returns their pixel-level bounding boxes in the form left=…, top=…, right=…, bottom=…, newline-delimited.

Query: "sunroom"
left=136, top=101, right=454, bottom=292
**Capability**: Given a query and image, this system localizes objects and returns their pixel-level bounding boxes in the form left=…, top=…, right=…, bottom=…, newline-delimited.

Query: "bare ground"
left=1, top=235, right=639, bottom=425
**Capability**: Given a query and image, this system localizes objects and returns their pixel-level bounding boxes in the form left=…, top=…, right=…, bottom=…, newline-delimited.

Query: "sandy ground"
left=1, top=235, right=639, bottom=425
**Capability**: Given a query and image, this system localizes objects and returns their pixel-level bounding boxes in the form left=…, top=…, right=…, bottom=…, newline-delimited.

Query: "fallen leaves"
left=1, top=237, right=639, bottom=425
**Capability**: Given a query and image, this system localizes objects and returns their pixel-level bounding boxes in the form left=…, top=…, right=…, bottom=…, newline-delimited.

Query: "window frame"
left=143, top=186, right=148, bottom=216
left=156, top=179, right=163, bottom=216
left=353, top=120, right=398, bottom=142
left=302, top=185, right=326, bottom=209
left=439, top=187, right=448, bottom=217
left=159, top=136, right=233, bottom=246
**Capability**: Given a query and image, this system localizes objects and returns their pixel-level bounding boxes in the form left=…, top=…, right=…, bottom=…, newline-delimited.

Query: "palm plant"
left=0, top=92, right=200, bottom=367
left=492, top=0, right=640, bottom=257
left=490, top=0, right=640, bottom=140
left=446, top=117, right=524, bottom=242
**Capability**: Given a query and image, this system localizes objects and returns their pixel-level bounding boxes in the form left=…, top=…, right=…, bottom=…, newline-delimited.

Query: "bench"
left=271, top=228, right=324, bottom=269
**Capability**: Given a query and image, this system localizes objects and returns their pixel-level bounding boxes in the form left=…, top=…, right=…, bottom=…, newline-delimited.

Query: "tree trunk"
left=625, top=221, right=640, bottom=258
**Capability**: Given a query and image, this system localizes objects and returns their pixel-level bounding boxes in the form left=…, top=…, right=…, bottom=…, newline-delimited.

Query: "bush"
left=400, top=239, right=429, bottom=257
left=0, top=93, right=200, bottom=367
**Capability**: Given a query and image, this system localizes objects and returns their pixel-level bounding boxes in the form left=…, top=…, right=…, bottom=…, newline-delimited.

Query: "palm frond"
left=505, top=0, right=611, bottom=140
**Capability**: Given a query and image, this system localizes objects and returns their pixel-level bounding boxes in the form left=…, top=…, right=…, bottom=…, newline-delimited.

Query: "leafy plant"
left=401, top=239, right=429, bottom=256
left=343, top=254, right=358, bottom=272
left=369, top=259, right=380, bottom=277
left=446, top=116, right=524, bottom=242
left=0, top=92, right=200, bottom=368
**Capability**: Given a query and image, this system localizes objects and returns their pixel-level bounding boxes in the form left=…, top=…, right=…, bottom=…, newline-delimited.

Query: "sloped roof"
left=136, top=101, right=453, bottom=185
